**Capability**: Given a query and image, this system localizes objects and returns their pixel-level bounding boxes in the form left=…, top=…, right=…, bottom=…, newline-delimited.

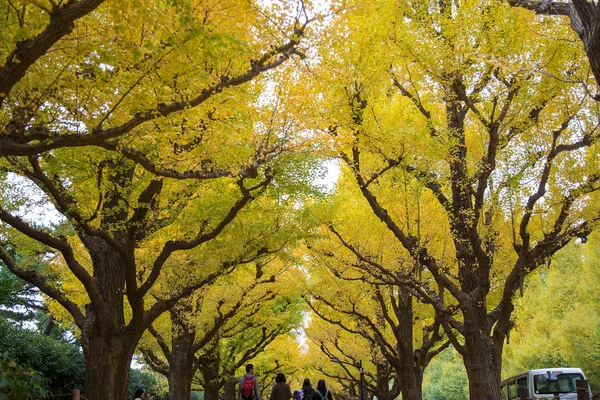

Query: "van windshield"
left=533, top=373, right=584, bottom=394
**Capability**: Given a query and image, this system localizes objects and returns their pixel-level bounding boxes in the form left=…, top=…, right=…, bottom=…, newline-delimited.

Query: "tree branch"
left=0, top=0, right=105, bottom=106
left=0, top=244, right=85, bottom=325
left=0, top=28, right=307, bottom=157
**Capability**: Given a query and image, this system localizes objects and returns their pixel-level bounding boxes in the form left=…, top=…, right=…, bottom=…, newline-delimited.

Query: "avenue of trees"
left=1, top=1, right=599, bottom=400
left=306, top=0, right=599, bottom=399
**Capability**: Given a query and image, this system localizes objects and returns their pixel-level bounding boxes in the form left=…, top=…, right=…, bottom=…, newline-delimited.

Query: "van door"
left=507, top=380, right=518, bottom=400
left=517, top=377, right=529, bottom=399
left=517, top=377, right=528, bottom=393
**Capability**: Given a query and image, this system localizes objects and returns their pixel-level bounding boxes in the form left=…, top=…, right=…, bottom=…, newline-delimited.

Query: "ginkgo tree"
left=306, top=310, right=400, bottom=400
left=314, top=0, right=600, bottom=398
left=306, top=184, right=449, bottom=400
left=193, top=293, right=304, bottom=400
left=508, top=0, right=600, bottom=94
left=0, top=0, right=311, bottom=156
left=137, top=234, right=308, bottom=400
left=0, top=1, right=322, bottom=400
left=306, top=280, right=447, bottom=400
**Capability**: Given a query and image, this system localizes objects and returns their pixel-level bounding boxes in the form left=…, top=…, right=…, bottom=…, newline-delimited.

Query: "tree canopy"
left=1, top=1, right=599, bottom=399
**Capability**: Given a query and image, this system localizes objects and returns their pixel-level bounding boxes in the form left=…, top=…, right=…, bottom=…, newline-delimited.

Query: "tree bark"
left=167, top=306, right=198, bottom=400
left=508, top=1, right=600, bottom=93
left=461, top=302, right=503, bottom=400
left=395, top=291, right=422, bottom=400
left=80, top=327, right=135, bottom=400
left=583, top=18, right=600, bottom=89
left=0, top=0, right=105, bottom=106
left=222, top=379, right=238, bottom=400
left=200, top=352, right=224, bottom=400
left=167, top=344, right=196, bottom=400
left=373, top=363, right=395, bottom=400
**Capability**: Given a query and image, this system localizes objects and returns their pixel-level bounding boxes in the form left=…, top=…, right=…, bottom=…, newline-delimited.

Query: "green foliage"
left=503, top=234, right=600, bottom=391
left=422, top=348, right=468, bottom=400
left=0, top=265, right=24, bottom=308
left=128, top=368, right=168, bottom=400
left=0, top=352, right=50, bottom=400
left=0, top=259, right=43, bottom=315
left=0, top=318, right=85, bottom=395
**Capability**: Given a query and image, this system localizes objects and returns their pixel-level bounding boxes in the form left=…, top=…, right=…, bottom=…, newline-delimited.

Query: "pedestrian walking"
left=239, top=364, right=261, bottom=400
left=270, top=373, right=292, bottom=400
left=313, top=380, right=333, bottom=400
left=293, top=378, right=314, bottom=400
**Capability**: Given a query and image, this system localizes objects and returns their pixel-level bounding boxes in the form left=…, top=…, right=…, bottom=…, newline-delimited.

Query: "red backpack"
left=242, top=375, right=255, bottom=400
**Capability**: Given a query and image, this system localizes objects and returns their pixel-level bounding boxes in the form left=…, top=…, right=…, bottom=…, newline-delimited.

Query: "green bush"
left=0, top=352, right=50, bottom=400
left=0, top=318, right=85, bottom=395
left=128, top=368, right=168, bottom=400
left=423, top=347, right=469, bottom=400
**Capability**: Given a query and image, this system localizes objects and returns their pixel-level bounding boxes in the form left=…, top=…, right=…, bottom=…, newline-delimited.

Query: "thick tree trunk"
left=168, top=352, right=195, bottom=400
left=80, top=236, right=136, bottom=400
left=81, top=329, right=135, bottom=400
left=80, top=162, right=139, bottom=400
left=168, top=308, right=197, bottom=400
left=80, top=210, right=141, bottom=399
left=463, top=344, right=502, bottom=400
left=200, top=353, right=223, bottom=400
left=373, top=364, right=396, bottom=400
left=204, top=382, right=222, bottom=400
left=585, top=26, right=600, bottom=90
left=462, top=304, right=503, bottom=400
left=222, top=379, right=238, bottom=400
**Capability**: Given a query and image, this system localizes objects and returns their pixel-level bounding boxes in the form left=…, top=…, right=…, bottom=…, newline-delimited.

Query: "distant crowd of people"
left=133, top=363, right=333, bottom=400
left=239, top=364, right=333, bottom=400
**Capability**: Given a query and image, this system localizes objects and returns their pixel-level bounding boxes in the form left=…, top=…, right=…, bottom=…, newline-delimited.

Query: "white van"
left=501, top=368, right=593, bottom=399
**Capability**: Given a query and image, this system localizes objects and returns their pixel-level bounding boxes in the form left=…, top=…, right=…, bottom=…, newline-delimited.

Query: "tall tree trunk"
left=79, top=234, right=136, bottom=400
left=204, top=381, right=222, bottom=400
left=81, top=162, right=137, bottom=400
left=462, top=303, right=502, bottom=400
left=200, top=352, right=223, bottom=400
left=168, top=350, right=196, bottom=400
left=586, top=24, right=600, bottom=88
left=168, top=308, right=197, bottom=400
left=373, top=364, right=394, bottom=400
left=80, top=328, right=135, bottom=400
left=222, top=379, right=238, bottom=400
left=395, top=291, right=421, bottom=400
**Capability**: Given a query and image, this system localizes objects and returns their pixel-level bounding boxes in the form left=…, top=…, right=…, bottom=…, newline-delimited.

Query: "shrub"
left=0, top=318, right=85, bottom=395
left=0, top=352, right=50, bottom=400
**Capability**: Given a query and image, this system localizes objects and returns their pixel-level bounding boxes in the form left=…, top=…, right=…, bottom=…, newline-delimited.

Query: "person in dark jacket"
left=270, top=373, right=292, bottom=400
left=313, top=380, right=333, bottom=400
left=301, top=378, right=315, bottom=400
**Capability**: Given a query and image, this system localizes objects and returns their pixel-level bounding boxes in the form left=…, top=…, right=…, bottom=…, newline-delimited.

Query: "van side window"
left=501, top=384, right=507, bottom=400
left=517, top=377, right=527, bottom=390
left=508, top=381, right=517, bottom=399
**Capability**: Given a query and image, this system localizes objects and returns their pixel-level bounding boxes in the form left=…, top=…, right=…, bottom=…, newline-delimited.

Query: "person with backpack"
left=269, top=373, right=292, bottom=400
left=294, top=378, right=314, bottom=400
left=313, top=380, right=333, bottom=400
left=239, top=364, right=261, bottom=400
